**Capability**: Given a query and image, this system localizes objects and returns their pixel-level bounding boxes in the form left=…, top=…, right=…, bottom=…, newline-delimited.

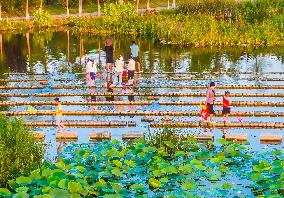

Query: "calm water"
left=0, top=31, right=283, bottom=158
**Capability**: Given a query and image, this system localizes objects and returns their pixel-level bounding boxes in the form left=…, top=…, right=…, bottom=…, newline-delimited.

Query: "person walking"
left=127, top=56, right=136, bottom=85
left=115, top=55, right=124, bottom=85
left=54, top=97, right=65, bottom=133
left=206, top=82, right=216, bottom=123
left=130, top=41, right=141, bottom=73
left=221, top=91, right=231, bottom=123
left=105, top=39, right=114, bottom=80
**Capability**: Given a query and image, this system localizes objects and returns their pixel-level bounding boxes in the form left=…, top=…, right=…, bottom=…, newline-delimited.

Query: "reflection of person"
left=221, top=91, right=230, bottom=123
left=128, top=86, right=135, bottom=118
left=105, top=81, right=114, bottom=102
left=115, top=55, right=124, bottom=84
left=206, top=82, right=216, bottom=123
left=127, top=56, right=136, bottom=85
left=54, top=97, right=65, bottom=133
left=105, top=39, right=114, bottom=72
left=86, top=59, right=92, bottom=81
left=89, top=60, right=97, bottom=81
left=130, top=41, right=141, bottom=73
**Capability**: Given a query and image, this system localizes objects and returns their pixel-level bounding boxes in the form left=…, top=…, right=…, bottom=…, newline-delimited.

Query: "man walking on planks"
left=54, top=97, right=65, bottom=133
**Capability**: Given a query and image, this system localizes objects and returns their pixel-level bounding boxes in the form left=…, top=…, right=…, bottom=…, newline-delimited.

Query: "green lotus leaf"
left=152, top=169, right=162, bottom=177
left=0, top=188, right=11, bottom=197
left=29, top=169, right=41, bottom=181
left=111, top=167, right=123, bottom=177
left=222, top=182, right=232, bottom=190
left=250, top=172, right=263, bottom=181
left=175, top=151, right=186, bottom=157
left=137, top=152, right=146, bottom=158
left=8, top=180, right=18, bottom=190
left=103, top=194, right=123, bottom=198
left=190, top=159, right=201, bottom=166
left=58, top=179, right=68, bottom=189
left=143, top=146, right=157, bottom=153
left=129, top=183, right=147, bottom=192
left=68, top=182, right=83, bottom=194
left=15, top=186, right=29, bottom=193
left=41, top=169, right=53, bottom=178
left=113, top=160, right=123, bottom=168
left=50, top=188, right=69, bottom=198
left=34, top=194, right=53, bottom=198
left=217, top=138, right=229, bottom=145
left=179, top=164, right=193, bottom=174
left=182, top=183, right=195, bottom=190
left=58, top=161, right=66, bottom=169
left=42, top=186, right=52, bottom=194
left=70, top=193, right=82, bottom=198
left=159, top=177, right=169, bottom=184
left=16, top=176, right=32, bottom=185
left=111, top=183, right=123, bottom=193
left=77, top=166, right=87, bottom=173
left=12, top=192, right=29, bottom=198
left=219, top=165, right=228, bottom=173
left=164, top=141, right=175, bottom=149
left=124, top=159, right=136, bottom=168
left=149, top=178, right=162, bottom=188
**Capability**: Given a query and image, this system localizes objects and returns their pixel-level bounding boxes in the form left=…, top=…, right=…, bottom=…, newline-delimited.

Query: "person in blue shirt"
left=130, top=41, right=141, bottom=73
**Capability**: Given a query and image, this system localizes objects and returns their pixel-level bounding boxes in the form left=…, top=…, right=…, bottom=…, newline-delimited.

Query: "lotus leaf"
left=149, top=178, right=162, bottom=188
left=34, top=195, right=53, bottom=198
left=58, top=179, right=68, bottom=189
left=113, top=160, right=123, bottom=168
left=222, top=182, right=232, bottom=190
left=76, top=166, right=87, bottom=173
left=49, top=188, right=69, bottom=198
left=0, top=188, right=11, bottom=197
left=129, top=184, right=147, bottom=192
left=15, top=187, right=29, bottom=193
left=111, top=167, right=123, bottom=177
left=16, top=177, right=32, bottom=186
left=12, top=192, right=29, bottom=198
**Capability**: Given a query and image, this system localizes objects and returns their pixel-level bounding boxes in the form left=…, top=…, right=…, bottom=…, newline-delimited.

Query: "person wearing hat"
left=54, top=97, right=65, bottom=133
left=206, top=82, right=216, bottom=123
left=222, top=91, right=231, bottom=123
left=105, top=39, right=114, bottom=73
left=115, top=55, right=124, bottom=84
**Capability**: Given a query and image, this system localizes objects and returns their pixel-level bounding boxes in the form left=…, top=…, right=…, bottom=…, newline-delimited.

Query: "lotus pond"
left=0, top=31, right=284, bottom=197
left=0, top=138, right=283, bottom=197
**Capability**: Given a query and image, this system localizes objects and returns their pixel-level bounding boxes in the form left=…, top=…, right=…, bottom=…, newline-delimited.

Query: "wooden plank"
left=56, top=132, right=78, bottom=140
left=193, top=134, right=214, bottom=140
left=225, top=134, right=248, bottom=141
left=122, top=133, right=143, bottom=140
left=260, top=134, right=282, bottom=144
left=89, top=132, right=111, bottom=141
left=34, top=132, right=45, bottom=141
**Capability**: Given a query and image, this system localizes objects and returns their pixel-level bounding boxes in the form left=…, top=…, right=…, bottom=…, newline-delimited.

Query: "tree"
left=78, top=0, right=82, bottom=16
left=26, top=0, right=29, bottom=20
left=136, top=0, right=139, bottom=13
left=66, top=0, right=69, bottom=17
left=97, top=0, right=100, bottom=16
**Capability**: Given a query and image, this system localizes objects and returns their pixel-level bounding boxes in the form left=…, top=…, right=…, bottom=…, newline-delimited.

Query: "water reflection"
left=0, top=31, right=283, bottom=77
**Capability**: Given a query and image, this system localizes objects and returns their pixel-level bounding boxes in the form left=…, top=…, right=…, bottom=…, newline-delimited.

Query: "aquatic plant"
left=0, top=138, right=283, bottom=197
left=0, top=115, right=44, bottom=187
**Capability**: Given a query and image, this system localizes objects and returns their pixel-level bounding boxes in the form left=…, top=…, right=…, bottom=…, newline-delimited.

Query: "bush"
left=33, top=9, right=54, bottom=27
left=0, top=115, right=44, bottom=187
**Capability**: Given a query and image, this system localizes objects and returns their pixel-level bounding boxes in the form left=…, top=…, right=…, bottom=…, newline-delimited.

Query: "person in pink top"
left=206, top=82, right=216, bottom=123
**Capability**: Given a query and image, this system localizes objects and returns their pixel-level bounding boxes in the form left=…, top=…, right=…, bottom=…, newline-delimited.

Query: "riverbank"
left=0, top=2, right=283, bottom=47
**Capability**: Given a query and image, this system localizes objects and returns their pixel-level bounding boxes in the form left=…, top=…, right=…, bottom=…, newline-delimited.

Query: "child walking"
left=54, top=97, right=65, bottom=133
left=222, top=91, right=230, bottom=123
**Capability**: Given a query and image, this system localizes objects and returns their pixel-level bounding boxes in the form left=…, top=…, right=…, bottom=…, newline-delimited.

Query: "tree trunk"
left=40, top=0, right=43, bottom=10
left=97, top=0, right=101, bottom=17
left=147, top=0, right=150, bottom=10
left=79, top=0, right=82, bottom=17
left=172, top=0, right=176, bottom=8
left=0, top=34, right=2, bottom=60
left=136, top=0, right=139, bottom=13
left=0, top=4, right=2, bottom=20
left=26, top=33, right=31, bottom=72
left=67, top=30, right=70, bottom=66
left=26, top=0, right=29, bottom=20
left=66, top=0, right=69, bottom=17
left=168, top=0, right=170, bottom=9
left=118, top=0, right=123, bottom=4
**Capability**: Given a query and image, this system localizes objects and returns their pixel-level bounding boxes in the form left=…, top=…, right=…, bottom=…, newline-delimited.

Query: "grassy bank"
left=0, top=1, right=283, bottom=47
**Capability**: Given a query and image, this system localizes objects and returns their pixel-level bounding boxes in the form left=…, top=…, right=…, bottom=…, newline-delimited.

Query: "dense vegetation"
left=0, top=115, right=44, bottom=187
left=0, top=137, right=282, bottom=197
left=0, top=1, right=283, bottom=47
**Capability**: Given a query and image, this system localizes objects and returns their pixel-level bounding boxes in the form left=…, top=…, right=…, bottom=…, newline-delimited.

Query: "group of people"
left=201, top=82, right=232, bottom=123
left=85, top=40, right=141, bottom=88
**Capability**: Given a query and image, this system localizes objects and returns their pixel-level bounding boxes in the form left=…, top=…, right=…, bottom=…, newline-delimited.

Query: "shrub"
left=0, top=115, right=44, bottom=187
left=33, top=9, right=54, bottom=27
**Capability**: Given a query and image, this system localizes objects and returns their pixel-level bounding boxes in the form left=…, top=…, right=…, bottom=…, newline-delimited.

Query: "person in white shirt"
left=86, top=59, right=93, bottom=81
left=89, top=60, right=97, bottom=81
left=127, top=56, right=136, bottom=85
left=115, top=55, right=124, bottom=84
